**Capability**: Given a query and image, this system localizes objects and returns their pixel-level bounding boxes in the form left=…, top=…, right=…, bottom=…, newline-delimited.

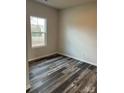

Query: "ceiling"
left=34, top=0, right=96, bottom=9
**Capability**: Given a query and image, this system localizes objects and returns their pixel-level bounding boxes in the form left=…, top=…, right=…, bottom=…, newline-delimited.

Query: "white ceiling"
left=34, top=0, right=96, bottom=9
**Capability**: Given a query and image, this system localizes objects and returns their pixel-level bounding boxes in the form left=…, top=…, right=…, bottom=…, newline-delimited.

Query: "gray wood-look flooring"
left=28, top=55, right=97, bottom=93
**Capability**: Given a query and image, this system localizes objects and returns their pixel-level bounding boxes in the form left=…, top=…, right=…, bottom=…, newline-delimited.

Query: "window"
left=30, top=16, right=47, bottom=47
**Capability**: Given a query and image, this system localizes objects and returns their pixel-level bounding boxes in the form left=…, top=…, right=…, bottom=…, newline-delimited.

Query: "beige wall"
left=58, top=2, right=97, bottom=65
left=27, top=0, right=59, bottom=60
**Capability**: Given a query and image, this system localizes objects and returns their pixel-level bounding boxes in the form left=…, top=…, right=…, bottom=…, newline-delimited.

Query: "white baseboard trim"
left=58, top=52, right=97, bottom=66
left=28, top=52, right=58, bottom=62
left=26, top=83, right=31, bottom=90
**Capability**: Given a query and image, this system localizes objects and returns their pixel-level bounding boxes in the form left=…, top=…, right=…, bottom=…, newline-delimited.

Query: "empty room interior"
left=26, top=0, right=97, bottom=93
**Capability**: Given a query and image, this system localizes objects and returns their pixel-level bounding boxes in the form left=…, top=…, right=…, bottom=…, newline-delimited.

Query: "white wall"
left=58, top=2, right=97, bottom=65
left=27, top=0, right=59, bottom=60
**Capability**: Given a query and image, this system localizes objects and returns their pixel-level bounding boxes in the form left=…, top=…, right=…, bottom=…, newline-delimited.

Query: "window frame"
left=30, top=16, right=47, bottom=48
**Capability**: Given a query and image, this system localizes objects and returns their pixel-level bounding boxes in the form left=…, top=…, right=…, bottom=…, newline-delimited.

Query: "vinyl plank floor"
left=28, top=55, right=97, bottom=93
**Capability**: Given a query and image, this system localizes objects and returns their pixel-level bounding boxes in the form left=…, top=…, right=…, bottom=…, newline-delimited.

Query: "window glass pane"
left=38, top=18, right=46, bottom=32
left=32, top=33, right=45, bottom=47
left=38, top=18, right=45, bottom=26
left=31, top=25, right=41, bottom=32
left=30, top=16, right=37, bottom=25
